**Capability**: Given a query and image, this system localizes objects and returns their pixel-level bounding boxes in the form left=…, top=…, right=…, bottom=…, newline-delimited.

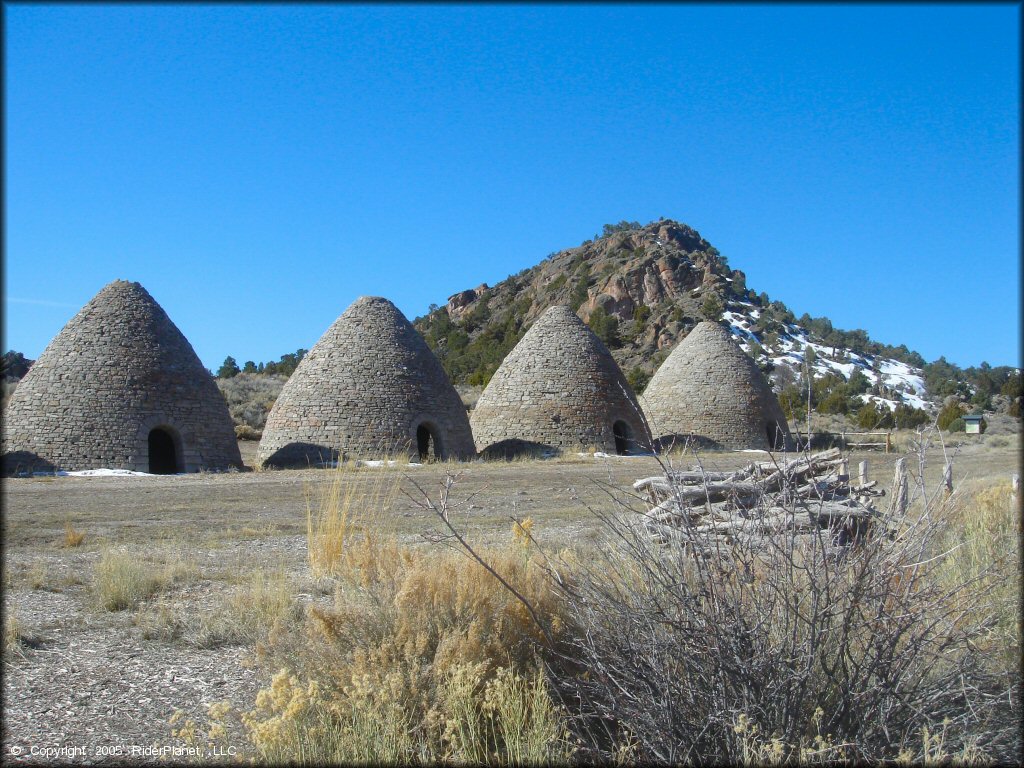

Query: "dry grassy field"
left=2, top=431, right=1019, bottom=763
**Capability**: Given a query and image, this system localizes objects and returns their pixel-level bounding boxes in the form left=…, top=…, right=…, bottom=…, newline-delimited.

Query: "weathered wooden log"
left=792, top=480, right=851, bottom=499
left=802, top=502, right=879, bottom=521
left=693, top=511, right=815, bottom=536
left=640, top=481, right=764, bottom=504
left=753, top=448, right=842, bottom=476
left=633, top=477, right=674, bottom=500
left=665, top=470, right=743, bottom=483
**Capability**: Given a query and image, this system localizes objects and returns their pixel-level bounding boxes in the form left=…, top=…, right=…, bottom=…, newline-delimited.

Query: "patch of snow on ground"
left=902, top=393, right=928, bottom=409
left=819, top=358, right=857, bottom=379
left=859, top=394, right=902, bottom=412
left=65, top=468, right=157, bottom=477
left=879, top=360, right=927, bottom=395
left=724, top=313, right=758, bottom=343
left=770, top=355, right=803, bottom=370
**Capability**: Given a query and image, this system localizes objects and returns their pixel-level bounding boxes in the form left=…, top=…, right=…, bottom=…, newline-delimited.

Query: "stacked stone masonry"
left=1, top=280, right=242, bottom=474
left=640, top=320, right=794, bottom=451
left=471, top=305, right=652, bottom=455
left=256, top=296, right=475, bottom=467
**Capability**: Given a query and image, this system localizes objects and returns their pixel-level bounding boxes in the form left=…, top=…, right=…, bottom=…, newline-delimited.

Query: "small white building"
left=963, top=414, right=984, bottom=434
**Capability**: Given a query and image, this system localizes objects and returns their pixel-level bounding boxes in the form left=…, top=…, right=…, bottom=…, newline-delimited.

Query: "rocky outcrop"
left=446, top=283, right=490, bottom=319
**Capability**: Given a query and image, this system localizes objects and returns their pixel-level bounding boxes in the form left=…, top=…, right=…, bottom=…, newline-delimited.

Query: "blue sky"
left=4, top=4, right=1019, bottom=371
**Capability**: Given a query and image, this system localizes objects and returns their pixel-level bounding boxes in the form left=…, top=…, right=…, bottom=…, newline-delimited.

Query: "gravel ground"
left=2, top=433, right=1019, bottom=764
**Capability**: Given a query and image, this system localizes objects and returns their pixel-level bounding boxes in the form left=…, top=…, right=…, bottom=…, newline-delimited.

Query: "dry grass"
left=176, top=538, right=574, bottom=763
left=133, top=561, right=297, bottom=648
left=304, top=459, right=403, bottom=578
left=62, top=521, right=86, bottom=548
left=221, top=469, right=577, bottom=764
left=932, top=478, right=1021, bottom=671
left=3, top=612, right=23, bottom=655
left=93, top=551, right=166, bottom=611
left=26, top=561, right=51, bottom=590
left=92, top=548, right=196, bottom=612
left=194, top=567, right=298, bottom=648
left=134, top=597, right=189, bottom=642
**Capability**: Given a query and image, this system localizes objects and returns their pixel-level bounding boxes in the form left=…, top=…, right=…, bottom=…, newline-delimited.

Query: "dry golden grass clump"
left=304, top=457, right=403, bottom=578
left=932, top=478, right=1021, bottom=668
left=193, top=567, right=297, bottom=649
left=132, top=561, right=297, bottom=648
left=92, top=548, right=196, bottom=612
left=3, top=612, right=24, bottom=656
left=192, top=461, right=576, bottom=764
left=62, top=521, right=86, bottom=548
left=93, top=550, right=166, bottom=611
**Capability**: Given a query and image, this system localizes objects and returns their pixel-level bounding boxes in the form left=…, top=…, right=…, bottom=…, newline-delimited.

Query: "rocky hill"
left=414, top=219, right=932, bottom=414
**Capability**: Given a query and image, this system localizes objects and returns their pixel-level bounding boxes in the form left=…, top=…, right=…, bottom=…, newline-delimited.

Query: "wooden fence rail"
left=839, top=430, right=892, bottom=453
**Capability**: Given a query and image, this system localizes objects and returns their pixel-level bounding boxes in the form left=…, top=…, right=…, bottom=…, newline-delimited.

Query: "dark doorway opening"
left=416, top=424, right=441, bottom=462
left=765, top=421, right=786, bottom=450
left=613, top=420, right=632, bottom=456
left=148, top=428, right=179, bottom=474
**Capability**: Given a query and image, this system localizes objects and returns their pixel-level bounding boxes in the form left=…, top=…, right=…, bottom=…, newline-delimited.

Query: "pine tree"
left=217, top=356, right=240, bottom=379
left=700, top=294, right=723, bottom=322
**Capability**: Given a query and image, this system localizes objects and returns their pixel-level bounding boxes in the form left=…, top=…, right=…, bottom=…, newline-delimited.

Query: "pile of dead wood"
left=632, top=448, right=888, bottom=554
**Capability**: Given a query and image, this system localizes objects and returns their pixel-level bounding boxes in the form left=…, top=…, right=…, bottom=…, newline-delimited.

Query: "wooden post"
left=858, top=460, right=869, bottom=486
left=888, top=457, right=908, bottom=516
left=885, top=432, right=892, bottom=454
left=942, top=461, right=953, bottom=497
left=839, top=458, right=849, bottom=485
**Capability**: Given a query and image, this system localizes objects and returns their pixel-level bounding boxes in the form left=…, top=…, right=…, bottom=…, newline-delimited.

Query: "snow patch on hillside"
left=724, top=301, right=931, bottom=411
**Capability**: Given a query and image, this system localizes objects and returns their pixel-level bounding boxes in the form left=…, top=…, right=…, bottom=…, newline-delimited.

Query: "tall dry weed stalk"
left=3, top=612, right=24, bottom=656
left=304, top=459, right=402, bottom=578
